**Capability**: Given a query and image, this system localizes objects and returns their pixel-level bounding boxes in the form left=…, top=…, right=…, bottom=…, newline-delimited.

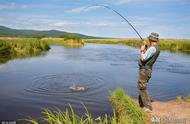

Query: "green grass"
left=159, top=39, right=190, bottom=53
left=176, top=96, right=183, bottom=101
left=185, top=94, right=190, bottom=101
left=25, top=105, right=118, bottom=124
left=26, top=88, right=149, bottom=124
left=41, top=38, right=85, bottom=48
left=0, top=37, right=50, bottom=63
left=0, top=37, right=85, bottom=63
left=0, top=38, right=49, bottom=54
left=60, top=34, right=82, bottom=41
left=176, top=94, right=190, bottom=101
left=84, top=38, right=190, bottom=54
left=110, top=88, right=148, bottom=124
left=0, top=37, right=84, bottom=56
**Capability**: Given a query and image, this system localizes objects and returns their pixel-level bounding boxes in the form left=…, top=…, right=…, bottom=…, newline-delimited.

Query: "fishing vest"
left=139, top=46, right=160, bottom=70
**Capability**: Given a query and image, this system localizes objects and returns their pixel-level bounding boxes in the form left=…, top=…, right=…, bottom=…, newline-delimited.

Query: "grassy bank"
left=110, top=88, right=148, bottom=124
left=84, top=38, right=190, bottom=54
left=0, top=38, right=49, bottom=54
left=26, top=88, right=148, bottom=124
left=159, top=39, right=190, bottom=53
left=0, top=37, right=50, bottom=63
left=25, top=106, right=118, bottom=124
left=0, top=37, right=85, bottom=63
left=176, top=94, right=190, bottom=101
left=41, top=38, right=85, bottom=48
left=23, top=88, right=190, bottom=124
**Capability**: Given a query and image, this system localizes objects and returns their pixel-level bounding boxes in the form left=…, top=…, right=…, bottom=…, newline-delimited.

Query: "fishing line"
left=82, top=4, right=144, bottom=41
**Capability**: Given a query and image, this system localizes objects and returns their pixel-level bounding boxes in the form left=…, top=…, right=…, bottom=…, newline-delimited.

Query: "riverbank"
left=41, top=37, right=85, bottom=48
left=0, top=37, right=49, bottom=54
left=0, top=37, right=85, bottom=63
left=111, top=88, right=190, bottom=124
left=84, top=38, right=190, bottom=54
left=151, top=100, right=190, bottom=123
left=26, top=88, right=149, bottom=124
left=26, top=88, right=190, bottom=124
left=0, top=37, right=50, bottom=63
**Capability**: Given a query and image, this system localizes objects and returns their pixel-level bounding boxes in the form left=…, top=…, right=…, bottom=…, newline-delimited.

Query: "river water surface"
left=0, top=43, right=190, bottom=120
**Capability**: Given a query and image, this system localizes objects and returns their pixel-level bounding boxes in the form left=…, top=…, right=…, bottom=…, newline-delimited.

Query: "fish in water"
left=69, top=84, right=87, bottom=92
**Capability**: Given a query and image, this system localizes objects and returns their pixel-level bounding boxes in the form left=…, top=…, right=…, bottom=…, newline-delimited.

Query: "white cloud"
left=0, top=2, right=58, bottom=10
left=54, top=21, right=78, bottom=26
left=110, top=0, right=186, bottom=5
left=65, top=6, right=101, bottom=13
left=114, top=0, right=132, bottom=5
left=0, top=2, right=16, bottom=10
left=0, top=2, right=29, bottom=10
left=0, top=14, right=126, bottom=30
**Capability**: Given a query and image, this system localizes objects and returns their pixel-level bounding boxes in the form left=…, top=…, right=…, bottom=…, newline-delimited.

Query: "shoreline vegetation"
left=26, top=88, right=190, bottom=124
left=0, top=37, right=189, bottom=64
left=0, top=38, right=50, bottom=63
left=84, top=38, right=190, bottom=54
left=26, top=88, right=148, bottom=124
left=41, top=37, right=84, bottom=48
left=0, top=36, right=84, bottom=63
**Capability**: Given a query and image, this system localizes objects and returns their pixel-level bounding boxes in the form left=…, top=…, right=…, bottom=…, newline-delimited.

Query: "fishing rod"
left=84, top=4, right=144, bottom=41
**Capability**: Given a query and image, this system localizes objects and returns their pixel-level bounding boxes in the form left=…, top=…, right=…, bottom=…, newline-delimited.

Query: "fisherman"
left=137, top=32, right=160, bottom=112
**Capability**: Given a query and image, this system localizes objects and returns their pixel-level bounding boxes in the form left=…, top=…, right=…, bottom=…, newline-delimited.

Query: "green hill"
left=0, top=25, right=97, bottom=38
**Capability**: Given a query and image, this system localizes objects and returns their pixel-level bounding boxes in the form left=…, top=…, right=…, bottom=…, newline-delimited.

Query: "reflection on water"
left=0, top=43, right=190, bottom=121
left=0, top=55, right=11, bottom=63
left=0, top=52, right=46, bottom=64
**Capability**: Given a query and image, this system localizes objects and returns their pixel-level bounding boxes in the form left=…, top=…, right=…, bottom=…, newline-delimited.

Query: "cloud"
left=54, top=21, right=77, bottom=26
left=110, top=0, right=186, bottom=5
left=0, top=13, right=126, bottom=30
left=53, top=19, right=126, bottom=29
left=0, top=2, right=59, bottom=10
left=65, top=6, right=101, bottom=13
left=0, top=2, right=29, bottom=10
left=114, top=0, right=132, bottom=5
left=0, top=2, right=16, bottom=10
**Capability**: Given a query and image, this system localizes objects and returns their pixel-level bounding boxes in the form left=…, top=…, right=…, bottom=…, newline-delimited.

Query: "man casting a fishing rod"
left=100, top=5, right=161, bottom=112
left=138, top=32, right=160, bottom=112
left=101, top=5, right=161, bottom=112
left=86, top=4, right=160, bottom=112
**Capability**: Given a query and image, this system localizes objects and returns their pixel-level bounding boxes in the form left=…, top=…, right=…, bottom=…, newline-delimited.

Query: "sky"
left=0, top=0, right=190, bottom=38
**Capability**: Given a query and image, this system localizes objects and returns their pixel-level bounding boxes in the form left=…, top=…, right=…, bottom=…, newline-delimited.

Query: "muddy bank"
left=151, top=100, right=190, bottom=124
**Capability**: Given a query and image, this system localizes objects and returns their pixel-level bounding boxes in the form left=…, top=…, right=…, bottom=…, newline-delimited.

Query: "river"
left=0, top=43, right=190, bottom=121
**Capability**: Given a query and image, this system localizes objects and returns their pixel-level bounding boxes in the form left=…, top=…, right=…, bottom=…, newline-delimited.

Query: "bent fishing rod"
left=84, top=4, right=144, bottom=41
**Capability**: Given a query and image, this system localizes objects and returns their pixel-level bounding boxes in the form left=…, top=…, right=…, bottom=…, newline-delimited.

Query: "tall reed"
left=25, top=88, right=149, bottom=124
left=0, top=38, right=50, bottom=63
left=84, top=38, right=190, bottom=54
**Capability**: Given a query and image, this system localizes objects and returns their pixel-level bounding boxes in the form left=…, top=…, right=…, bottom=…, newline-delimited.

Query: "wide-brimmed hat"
left=148, top=32, right=159, bottom=42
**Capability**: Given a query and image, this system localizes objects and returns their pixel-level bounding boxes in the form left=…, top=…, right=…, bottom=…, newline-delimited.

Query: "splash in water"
left=69, top=84, right=87, bottom=92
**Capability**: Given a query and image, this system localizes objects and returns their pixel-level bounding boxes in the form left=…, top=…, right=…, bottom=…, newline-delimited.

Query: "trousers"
left=137, top=68, right=152, bottom=110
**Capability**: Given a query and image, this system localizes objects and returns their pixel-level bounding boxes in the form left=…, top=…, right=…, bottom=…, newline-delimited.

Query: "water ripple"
left=23, top=73, right=108, bottom=108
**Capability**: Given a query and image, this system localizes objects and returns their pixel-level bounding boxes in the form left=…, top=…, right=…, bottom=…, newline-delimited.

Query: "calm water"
left=0, top=43, right=190, bottom=121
